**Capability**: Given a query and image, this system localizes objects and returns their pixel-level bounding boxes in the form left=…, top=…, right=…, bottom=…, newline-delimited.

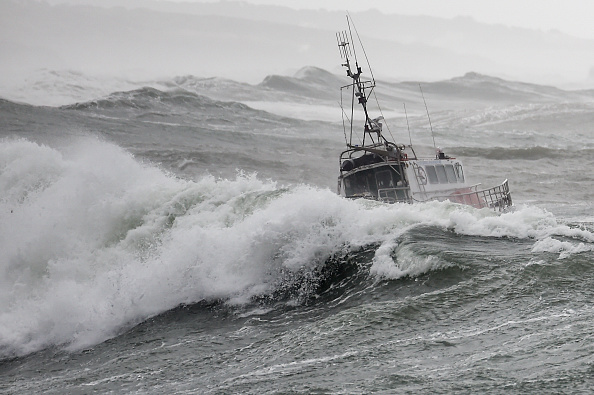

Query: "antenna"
left=419, top=83, right=436, bottom=149
left=347, top=12, right=375, bottom=85
left=346, top=16, right=359, bottom=68
left=403, top=103, right=412, bottom=147
left=336, top=14, right=384, bottom=148
left=336, top=31, right=352, bottom=60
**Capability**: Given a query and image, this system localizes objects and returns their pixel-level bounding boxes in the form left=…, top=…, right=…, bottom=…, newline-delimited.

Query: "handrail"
left=377, top=187, right=412, bottom=204
left=441, top=180, right=512, bottom=211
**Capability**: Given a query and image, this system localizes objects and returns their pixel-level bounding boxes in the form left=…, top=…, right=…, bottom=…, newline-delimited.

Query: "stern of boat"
left=448, top=179, right=512, bottom=211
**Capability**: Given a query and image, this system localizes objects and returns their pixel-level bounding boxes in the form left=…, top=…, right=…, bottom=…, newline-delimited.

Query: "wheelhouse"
left=338, top=148, right=411, bottom=203
left=334, top=18, right=512, bottom=211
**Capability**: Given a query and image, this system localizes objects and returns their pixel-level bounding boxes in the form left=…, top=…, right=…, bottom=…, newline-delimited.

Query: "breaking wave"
left=453, top=145, right=593, bottom=160
left=1, top=138, right=592, bottom=357
left=62, top=87, right=252, bottom=112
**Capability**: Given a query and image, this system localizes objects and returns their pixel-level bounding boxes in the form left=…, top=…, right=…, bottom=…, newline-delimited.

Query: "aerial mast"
left=336, top=17, right=383, bottom=148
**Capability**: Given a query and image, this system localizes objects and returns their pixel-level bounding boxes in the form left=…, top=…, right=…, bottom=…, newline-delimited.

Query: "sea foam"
left=1, top=138, right=591, bottom=357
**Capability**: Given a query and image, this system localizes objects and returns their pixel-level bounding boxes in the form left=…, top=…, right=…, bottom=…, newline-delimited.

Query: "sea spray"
left=1, top=138, right=592, bottom=358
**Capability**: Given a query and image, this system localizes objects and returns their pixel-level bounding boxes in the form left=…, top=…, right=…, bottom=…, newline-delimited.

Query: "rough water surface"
left=1, top=69, right=593, bottom=393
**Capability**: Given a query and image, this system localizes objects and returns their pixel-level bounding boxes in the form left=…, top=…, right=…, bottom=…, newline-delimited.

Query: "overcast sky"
left=2, top=0, right=593, bottom=93
left=172, top=0, right=594, bottom=40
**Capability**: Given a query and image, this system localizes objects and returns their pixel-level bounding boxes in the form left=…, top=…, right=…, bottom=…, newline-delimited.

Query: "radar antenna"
left=336, top=15, right=386, bottom=148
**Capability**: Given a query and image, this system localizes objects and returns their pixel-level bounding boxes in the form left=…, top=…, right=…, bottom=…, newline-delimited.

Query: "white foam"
left=370, top=240, right=442, bottom=280
left=241, top=101, right=340, bottom=122
left=1, top=137, right=592, bottom=356
left=0, top=69, right=151, bottom=107
left=241, top=100, right=404, bottom=122
left=532, top=237, right=594, bottom=259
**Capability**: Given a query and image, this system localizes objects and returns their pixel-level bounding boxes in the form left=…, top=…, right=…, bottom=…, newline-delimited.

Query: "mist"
left=2, top=0, right=594, bottom=98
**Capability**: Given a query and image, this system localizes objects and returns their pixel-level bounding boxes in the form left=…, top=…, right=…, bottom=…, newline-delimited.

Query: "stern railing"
left=446, top=179, right=512, bottom=211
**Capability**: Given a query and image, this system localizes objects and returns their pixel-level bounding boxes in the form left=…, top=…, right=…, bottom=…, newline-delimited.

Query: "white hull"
left=338, top=157, right=511, bottom=211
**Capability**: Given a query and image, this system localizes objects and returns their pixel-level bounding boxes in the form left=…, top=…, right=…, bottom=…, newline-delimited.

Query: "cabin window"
left=445, top=165, right=457, bottom=183
left=426, top=165, right=439, bottom=184
left=454, top=163, right=464, bottom=182
left=435, top=165, right=448, bottom=183
left=375, top=170, right=394, bottom=189
left=344, top=169, right=377, bottom=197
left=415, top=166, right=428, bottom=185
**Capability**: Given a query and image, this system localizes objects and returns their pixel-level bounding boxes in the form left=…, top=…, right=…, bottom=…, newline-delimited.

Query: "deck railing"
left=446, top=179, right=512, bottom=211
left=379, top=180, right=513, bottom=211
left=368, top=181, right=512, bottom=211
left=377, top=187, right=412, bottom=204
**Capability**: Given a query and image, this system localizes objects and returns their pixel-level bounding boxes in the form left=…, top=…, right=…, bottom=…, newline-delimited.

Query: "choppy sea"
left=1, top=68, right=593, bottom=393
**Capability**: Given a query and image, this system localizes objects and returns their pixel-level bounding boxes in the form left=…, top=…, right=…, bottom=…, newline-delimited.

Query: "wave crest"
left=62, top=87, right=251, bottom=112
left=1, top=138, right=591, bottom=357
left=453, top=146, right=593, bottom=160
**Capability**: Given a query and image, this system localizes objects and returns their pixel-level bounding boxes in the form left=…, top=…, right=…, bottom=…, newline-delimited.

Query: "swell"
left=61, top=87, right=252, bottom=112
left=453, top=145, right=593, bottom=160
left=2, top=138, right=593, bottom=359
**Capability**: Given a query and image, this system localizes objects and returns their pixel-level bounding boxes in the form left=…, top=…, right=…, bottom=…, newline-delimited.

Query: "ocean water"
left=1, top=68, right=593, bottom=393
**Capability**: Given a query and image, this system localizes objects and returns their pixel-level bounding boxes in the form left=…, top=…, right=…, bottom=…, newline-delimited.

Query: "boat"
left=335, top=21, right=512, bottom=211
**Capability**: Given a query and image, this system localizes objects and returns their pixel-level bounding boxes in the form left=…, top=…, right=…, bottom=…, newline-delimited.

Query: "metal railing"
left=378, top=187, right=412, bottom=204
left=361, top=181, right=512, bottom=212
left=445, top=179, right=512, bottom=211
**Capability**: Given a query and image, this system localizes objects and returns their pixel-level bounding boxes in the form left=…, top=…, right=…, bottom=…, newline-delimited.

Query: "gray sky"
left=2, top=0, right=593, bottom=94
left=172, top=0, right=594, bottom=40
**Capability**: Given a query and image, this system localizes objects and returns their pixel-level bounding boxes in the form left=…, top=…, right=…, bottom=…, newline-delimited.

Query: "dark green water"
left=1, top=85, right=593, bottom=393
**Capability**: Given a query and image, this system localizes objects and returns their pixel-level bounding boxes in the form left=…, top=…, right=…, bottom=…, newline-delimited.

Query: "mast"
left=336, top=21, right=384, bottom=148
